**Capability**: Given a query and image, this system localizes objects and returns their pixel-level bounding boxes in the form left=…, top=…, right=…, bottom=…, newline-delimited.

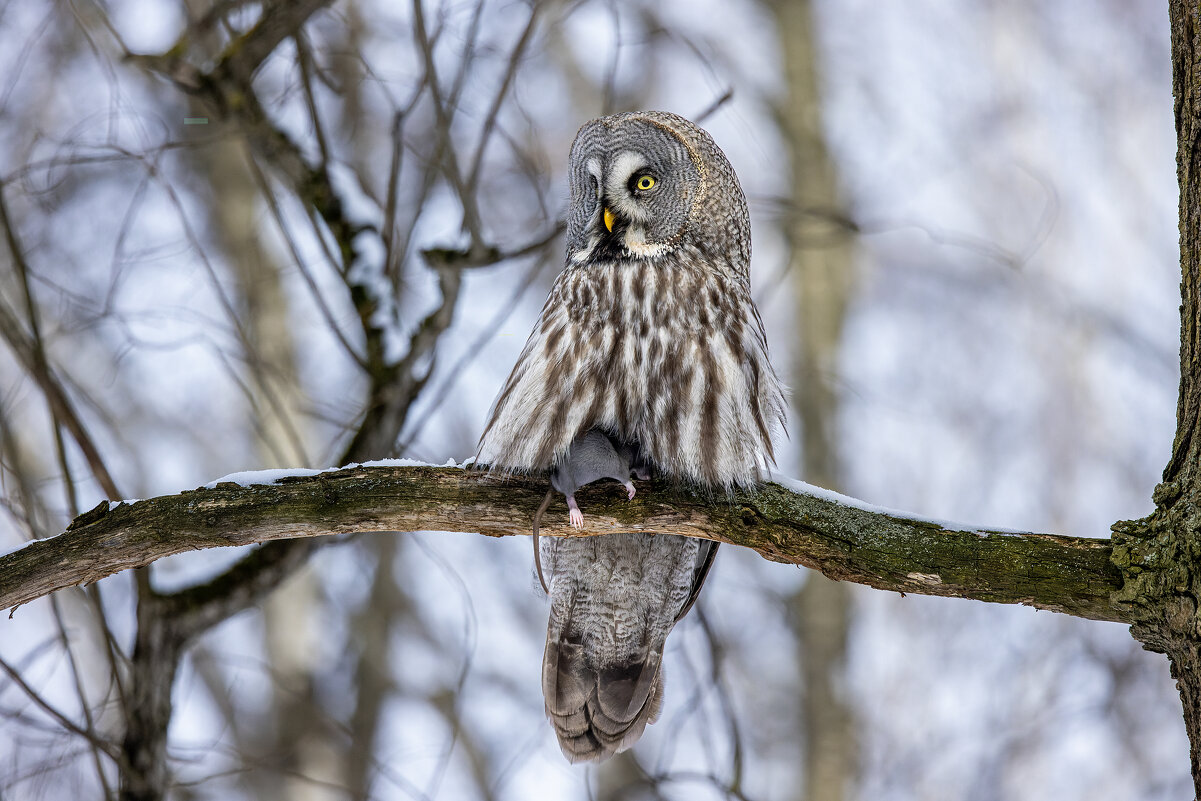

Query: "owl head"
left=564, top=111, right=750, bottom=276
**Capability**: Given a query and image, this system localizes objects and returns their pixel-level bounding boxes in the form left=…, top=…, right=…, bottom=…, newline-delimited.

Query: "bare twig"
left=411, top=0, right=485, bottom=249
left=0, top=189, right=122, bottom=500
left=694, top=88, right=734, bottom=124
left=465, top=6, right=542, bottom=197
left=215, top=0, right=334, bottom=81
left=50, top=596, right=116, bottom=800
left=0, top=654, right=125, bottom=766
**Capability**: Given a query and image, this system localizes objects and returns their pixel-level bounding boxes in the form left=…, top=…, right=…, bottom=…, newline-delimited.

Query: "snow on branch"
left=0, top=463, right=1124, bottom=621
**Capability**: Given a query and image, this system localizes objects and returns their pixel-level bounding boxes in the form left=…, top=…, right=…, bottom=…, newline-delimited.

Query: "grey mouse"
left=532, top=429, right=651, bottom=592
left=552, top=429, right=648, bottom=526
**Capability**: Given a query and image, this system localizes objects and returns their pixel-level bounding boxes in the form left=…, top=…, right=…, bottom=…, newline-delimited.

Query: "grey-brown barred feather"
left=478, top=111, right=785, bottom=762
left=479, top=252, right=783, bottom=486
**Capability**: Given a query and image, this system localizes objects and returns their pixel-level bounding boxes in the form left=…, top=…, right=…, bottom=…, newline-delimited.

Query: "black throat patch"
left=586, top=217, right=639, bottom=263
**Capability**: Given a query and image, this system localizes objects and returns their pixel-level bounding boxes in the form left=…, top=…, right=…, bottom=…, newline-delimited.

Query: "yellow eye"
left=635, top=175, right=656, bottom=191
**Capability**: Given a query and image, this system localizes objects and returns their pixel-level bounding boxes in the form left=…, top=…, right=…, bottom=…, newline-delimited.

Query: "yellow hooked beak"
left=603, top=207, right=616, bottom=232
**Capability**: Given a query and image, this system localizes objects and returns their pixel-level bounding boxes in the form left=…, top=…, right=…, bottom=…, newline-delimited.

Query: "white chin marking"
left=623, top=228, right=670, bottom=258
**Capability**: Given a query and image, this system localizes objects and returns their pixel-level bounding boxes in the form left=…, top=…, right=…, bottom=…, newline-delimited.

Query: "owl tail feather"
left=542, top=635, right=666, bottom=762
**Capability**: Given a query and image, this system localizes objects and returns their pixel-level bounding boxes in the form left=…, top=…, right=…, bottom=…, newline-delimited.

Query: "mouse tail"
left=532, top=489, right=554, bottom=594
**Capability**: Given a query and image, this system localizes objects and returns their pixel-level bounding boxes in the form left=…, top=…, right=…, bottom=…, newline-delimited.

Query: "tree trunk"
left=769, top=0, right=859, bottom=796
left=1111, top=3, right=1201, bottom=796
left=121, top=596, right=183, bottom=801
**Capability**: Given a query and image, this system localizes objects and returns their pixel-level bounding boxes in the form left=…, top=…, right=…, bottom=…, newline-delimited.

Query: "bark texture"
left=1109, top=3, right=1201, bottom=797
left=0, top=464, right=1123, bottom=621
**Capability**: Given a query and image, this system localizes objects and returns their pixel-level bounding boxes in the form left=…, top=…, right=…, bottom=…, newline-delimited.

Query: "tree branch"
left=0, top=465, right=1123, bottom=622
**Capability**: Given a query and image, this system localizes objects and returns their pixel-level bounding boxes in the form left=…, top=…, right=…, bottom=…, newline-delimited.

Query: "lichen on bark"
left=0, top=466, right=1125, bottom=622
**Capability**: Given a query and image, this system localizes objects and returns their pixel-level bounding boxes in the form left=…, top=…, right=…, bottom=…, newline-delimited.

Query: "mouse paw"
left=569, top=508, right=585, bottom=528
left=624, top=481, right=636, bottom=501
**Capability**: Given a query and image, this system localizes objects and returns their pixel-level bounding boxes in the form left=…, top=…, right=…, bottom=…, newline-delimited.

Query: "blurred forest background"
left=0, top=1, right=1188, bottom=799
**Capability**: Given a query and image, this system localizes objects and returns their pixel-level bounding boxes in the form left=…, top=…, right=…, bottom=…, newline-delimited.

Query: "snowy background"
left=0, top=1, right=1187, bottom=799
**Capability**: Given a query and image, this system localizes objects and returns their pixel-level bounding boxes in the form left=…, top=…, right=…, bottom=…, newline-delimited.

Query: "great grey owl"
left=478, top=110, right=786, bottom=762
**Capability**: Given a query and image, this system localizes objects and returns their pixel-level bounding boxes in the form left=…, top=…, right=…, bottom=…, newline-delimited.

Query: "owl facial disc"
left=566, top=116, right=704, bottom=264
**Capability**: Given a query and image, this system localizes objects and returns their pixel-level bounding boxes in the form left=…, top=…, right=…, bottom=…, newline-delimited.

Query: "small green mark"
left=184, top=117, right=209, bottom=125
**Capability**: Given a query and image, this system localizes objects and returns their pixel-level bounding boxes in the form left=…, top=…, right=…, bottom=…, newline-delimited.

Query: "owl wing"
left=674, top=538, right=718, bottom=623
left=477, top=272, right=596, bottom=472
